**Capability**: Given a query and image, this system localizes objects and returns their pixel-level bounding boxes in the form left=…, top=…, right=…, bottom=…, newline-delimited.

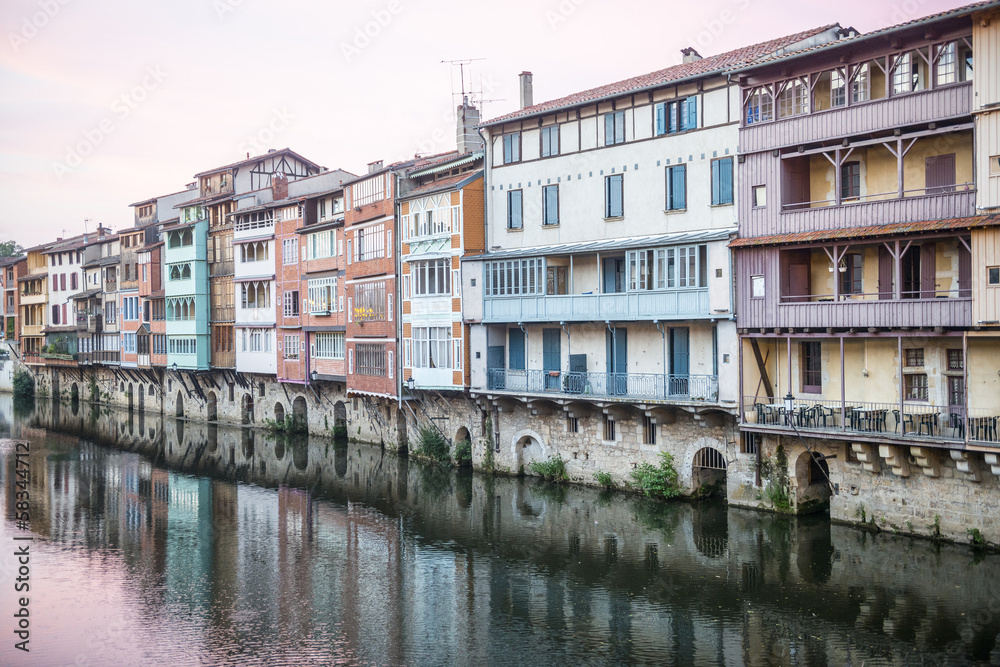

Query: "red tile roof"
left=482, top=25, right=837, bottom=126
left=193, top=148, right=321, bottom=178
left=401, top=171, right=483, bottom=199
left=729, top=214, right=1000, bottom=248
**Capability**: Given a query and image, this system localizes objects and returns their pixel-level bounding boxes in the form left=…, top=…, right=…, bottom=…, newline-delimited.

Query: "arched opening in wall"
left=241, top=428, right=255, bottom=459
left=148, top=384, right=155, bottom=396
left=292, top=435, right=309, bottom=471
left=175, top=391, right=184, bottom=418
left=516, top=435, right=544, bottom=473
left=333, top=401, right=347, bottom=443
left=794, top=451, right=833, bottom=513
left=455, top=426, right=472, bottom=468
left=292, top=396, right=307, bottom=431
left=175, top=418, right=185, bottom=448
left=138, top=384, right=144, bottom=412
left=691, top=447, right=727, bottom=498
left=274, top=402, right=285, bottom=424
left=396, top=409, right=408, bottom=454
left=206, top=392, right=218, bottom=422
left=242, top=393, right=254, bottom=424
left=127, top=384, right=134, bottom=412
left=274, top=435, right=286, bottom=461
left=334, top=443, right=348, bottom=478
left=70, top=383, right=79, bottom=403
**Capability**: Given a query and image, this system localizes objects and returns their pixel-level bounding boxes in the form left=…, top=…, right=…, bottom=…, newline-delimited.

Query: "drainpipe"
left=606, top=321, right=615, bottom=383
left=561, top=321, right=570, bottom=385
left=477, top=127, right=489, bottom=254
left=656, top=320, right=666, bottom=398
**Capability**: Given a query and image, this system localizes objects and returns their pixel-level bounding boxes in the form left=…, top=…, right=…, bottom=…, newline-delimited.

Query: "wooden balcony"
left=483, top=289, right=711, bottom=324
left=741, top=82, right=972, bottom=153
left=769, top=296, right=972, bottom=330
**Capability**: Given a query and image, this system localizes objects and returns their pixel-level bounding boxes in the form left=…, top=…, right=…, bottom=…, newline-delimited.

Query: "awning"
left=463, top=228, right=734, bottom=261
left=729, top=214, right=1000, bottom=248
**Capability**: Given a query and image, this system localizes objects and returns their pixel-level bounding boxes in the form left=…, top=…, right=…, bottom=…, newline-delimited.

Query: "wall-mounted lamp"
left=310, top=369, right=318, bottom=382
left=405, top=377, right=415, bottom=392
left=171, top=362, right=178, bottom=372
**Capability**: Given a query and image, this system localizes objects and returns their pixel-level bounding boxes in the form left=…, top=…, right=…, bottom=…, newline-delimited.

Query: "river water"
left=1, top=394, right=1000, bottom=666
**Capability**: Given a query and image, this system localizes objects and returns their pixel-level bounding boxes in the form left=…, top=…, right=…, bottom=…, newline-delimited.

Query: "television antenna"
left=441, top=58, right=505, bottom=115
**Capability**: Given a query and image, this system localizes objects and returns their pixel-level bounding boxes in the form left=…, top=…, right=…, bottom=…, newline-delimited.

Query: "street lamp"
left=406, top=377, right=415, bottom=393
left=310, top=369, right=318, bottom=382
left=784, top=391, right=795, bottom=425
left=171, top=362, right=178, bottom=373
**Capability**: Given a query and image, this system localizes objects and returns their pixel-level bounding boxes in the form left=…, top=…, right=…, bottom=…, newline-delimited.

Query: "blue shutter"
left=687, top=96, right=698, bottom=130
left=508, top=329, right=525, bottom=370
left=615, top=111, right=625, bottom=143
left=605, top=114, right=615, bottom=145
left=721, top=158, right=733, bottom=204
left=673, top=166, right=686, bottom=210
left=711, top=160, right=721, bottom=205
left=655, top=104, right=666, bottom=135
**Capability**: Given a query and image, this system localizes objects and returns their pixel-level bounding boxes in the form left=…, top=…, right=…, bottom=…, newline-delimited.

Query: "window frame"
left=507, top=189, right=523, bottom=230
left=540, top=125, right=559, bottom=158
left=502, top=132, right=521, bottom=164
left=604, top=110, right=626, bottom=145
left=605, top=174, right=624, bottom=219
left=801, top=341, right=822, bottom=394
left=711, top=157, right=734, bottom=206
left=665, top=165, right=686, bottom=211
left=542, top=184, right=559, bottom=226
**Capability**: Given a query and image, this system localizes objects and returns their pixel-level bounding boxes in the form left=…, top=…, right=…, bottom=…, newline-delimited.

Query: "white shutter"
left=347, top=238, right=352, bottom=264
left=452, top=270, right=459, bottom=297
left=403, top=275, right=410, bottom=299
left=403, top=218, right=408, bottom=240
left=387, top=229, right=393, bottom=258
left=404, top=338, right=411, bottom=367
left=388, top=350, right=394, bottom=379
left=347, top=297, right=352, bottom=322
left=454, top=339, right=462, bottom=371
left=387, top=293, right=393, bottom=322
left=348, top=348, right=353, bottom=374
left=453, top=207, right=460, bottom=234
left=339, top=296, right=344, bottom=313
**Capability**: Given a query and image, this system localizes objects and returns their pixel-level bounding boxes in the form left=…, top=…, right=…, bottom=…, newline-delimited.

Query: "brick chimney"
left=456, top=97, right=482, bottom=155
left=368, top=160, right=383, bottom=174
left=519, top=71, right=533, bottom=110
left=681, top=47, right=702, bottom=64
left=272, top=172, right=288, bottom=200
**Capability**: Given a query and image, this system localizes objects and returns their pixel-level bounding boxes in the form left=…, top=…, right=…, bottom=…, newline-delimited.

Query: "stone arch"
left=292, top=396, right=307, bottom=429
left=175, top=391, right=184, bottom=418
left=454, top=426, right=472, bottom=467
left=274, top=401, right=285, bottom=424
left=679, top=437, right=729, bottom=494
left=292, top=436, right=309, bottom=470
left=148, top=384, right=155, bottom=396
left=511, top=429, right=547, bottom=473
left=242, top=393, right=254, bottom=424
left=690, top=446, right=728, bottom=498
left=793, top=450, right=832, bottom=512
left=206, top=391, right=218, bottom=422
left=70, top=383, right=79, bottom=402
left=138, top=384, right=145, bottom=412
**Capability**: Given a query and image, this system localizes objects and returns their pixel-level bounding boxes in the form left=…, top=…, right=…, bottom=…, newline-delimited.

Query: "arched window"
left=181, top=264, right=191, bottom=279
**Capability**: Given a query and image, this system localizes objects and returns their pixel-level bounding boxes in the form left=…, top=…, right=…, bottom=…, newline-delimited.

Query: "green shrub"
left=12, top=369, right=34, bottom=400
left=528, top=454, right=568, bottom=482
left=454, top=437, right=472, bottom=466
left=417, top=425, right=450, bottom=463
left=262, top=415, right=305, bottom=433
left=594, top=471, right=615, bottom=489
left=629, top=452, right=681, bottom=500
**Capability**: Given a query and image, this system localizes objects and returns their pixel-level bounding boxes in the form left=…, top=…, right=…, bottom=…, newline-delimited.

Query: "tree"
left=0, top=240, right=24, bottom=258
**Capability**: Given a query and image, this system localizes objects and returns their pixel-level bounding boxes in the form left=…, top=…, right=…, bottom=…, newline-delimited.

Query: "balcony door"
left=925, top=153, right=956, bottom=194
left=669, top=328, right=689, bottom=396
left=603, top=257, right=625, bottom=293
left=487, top=345, right=505, bottom=390
left=606, top=328, right=627, bottom=395
left=543, top=329, right=561, bottom=390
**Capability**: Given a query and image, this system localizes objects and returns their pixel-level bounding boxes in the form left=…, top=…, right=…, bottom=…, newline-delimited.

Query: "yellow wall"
left=967, top=337, right=1000, bottom=413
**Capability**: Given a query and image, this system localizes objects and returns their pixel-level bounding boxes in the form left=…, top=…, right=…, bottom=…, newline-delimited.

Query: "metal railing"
left=488, top=369, right=718, bottom=402
left=743, top=396, right=970, bottom=442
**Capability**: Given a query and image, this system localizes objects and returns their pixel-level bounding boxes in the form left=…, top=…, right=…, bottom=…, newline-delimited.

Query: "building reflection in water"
left=2, top=394, right=1000, bottom=665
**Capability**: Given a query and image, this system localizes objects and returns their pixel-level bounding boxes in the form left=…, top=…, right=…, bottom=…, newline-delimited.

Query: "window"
left=307, top=277, right=337, bottom=312
left=655, top=96, right=698, bottom=135
left=603, top=415, right=616, bottom=441
left=241, top=328, right=271, bottom=353
left=567, top=416, right=579, bottom=433
left=507, top=190, right=523, bottom=229
left=840, top=253, right=863, bottom=295
left=412, top=259, right=450, bottom=296
left=624, top=245, right=705, bottom=290
left=752, top=185, right=766, bottom=208
left=905, top=373, right=928, bottom=401
left=240, top=282, right=270, bottom=309
left=502, top=132, right=520, bottom=164
left=778, top=79, right=808, bottom=118
left=283, top=334, right=300, bottom=359
left=801, top=342, right=822, bottom=393
left=168, top=337, right=197, bottom=355
left=604, top=111, right=625, bottom=145
left=71, top=273, right=78, bottom=290
left=905, top=348, right=924, bottom=367
left=642, top=415, right=656, bottom=445
left=351, top=176, right=385, bottom=207
left=711, top=158, right=733, bottom=205
left=283, top=290, right=299, bottom=317
left=282, top=238, right=298, bottom=265
left=841, top=161, right=861, bottom=200
left=542, top=185, right=559, bottom=226
left=540, top=126, right=559, bottom=157
left=851, top=62, right=870, bottom=103
left=605, top=174, right=623, bottom=218
left=485, top=259, right=544, bottom=296
left=123, top=333, right=136, bottom=354
left=830, top=69, right=846, bottom=107
left=315, top=332, right=345, bottom=359
left=307, top=229, right=335, bottom=260
left=412, top=326, right=452, bottom=369
left=948, top=349, right=963, bottom=370
left=892, top=51, right=921, bottom=94
left=989, top=266, right=1000, bottom=286
left=355, top=343, right=386, bottom=376
left=354, top=225, right=385, bottom=262
left=354, top=281, right=386, bottom=321
left=239, top=241, right=269, bottom=263
left=665, top=165, right=686, bottom=211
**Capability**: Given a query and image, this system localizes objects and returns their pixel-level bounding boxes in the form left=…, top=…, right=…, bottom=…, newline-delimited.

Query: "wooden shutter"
left=782, top=158, right=810, bottom=210
left=920, top=242, right=936, bottom=298
left=925, top=154, right=956, bottom=194
left=878, top=245, right=893, bottom=300
left=655, top=104, right=666, bottom=135
left=686, top=96, right=698, bottom=130
left=958, top=242, right=971, bottom=298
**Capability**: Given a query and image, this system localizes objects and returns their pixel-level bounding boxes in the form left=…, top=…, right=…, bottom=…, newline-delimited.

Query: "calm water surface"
left=2, top=395, right=1000, bottom=666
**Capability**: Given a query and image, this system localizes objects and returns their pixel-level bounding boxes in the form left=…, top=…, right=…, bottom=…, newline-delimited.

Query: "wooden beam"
left=750, top=339, right=774, bottom=399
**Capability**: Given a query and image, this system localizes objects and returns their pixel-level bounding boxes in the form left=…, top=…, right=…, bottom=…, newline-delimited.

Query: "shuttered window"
left=665, top=165, right=686, bottom=210
left=605, top=175, right=623, bottom=218
left=711, top=158, right=733, bottom=206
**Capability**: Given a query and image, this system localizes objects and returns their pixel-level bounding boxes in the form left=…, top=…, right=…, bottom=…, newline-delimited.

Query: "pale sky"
left=0, top=0, right=963, bottom=247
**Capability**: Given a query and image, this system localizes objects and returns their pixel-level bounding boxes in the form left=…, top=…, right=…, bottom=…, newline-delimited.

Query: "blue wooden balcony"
left=482, top=289, right=711, bottom=324
left=486, top=369, right=719, bottom=403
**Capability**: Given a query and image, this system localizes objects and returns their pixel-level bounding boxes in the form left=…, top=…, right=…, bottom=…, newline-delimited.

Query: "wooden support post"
left=840, top=336, right=846, bottom=431
left=750, top=338, right=774, bottom=399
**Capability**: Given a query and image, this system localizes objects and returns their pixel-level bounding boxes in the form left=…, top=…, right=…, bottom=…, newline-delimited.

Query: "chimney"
left=456, top=97, right=483, bottom=155
left=272, top=172, right=288, bottom=200
left=368, top=160, right=383, bottom=174
left=519, top=71, right=533, bottom=110
left=681, top=47, right=702, bottom=64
